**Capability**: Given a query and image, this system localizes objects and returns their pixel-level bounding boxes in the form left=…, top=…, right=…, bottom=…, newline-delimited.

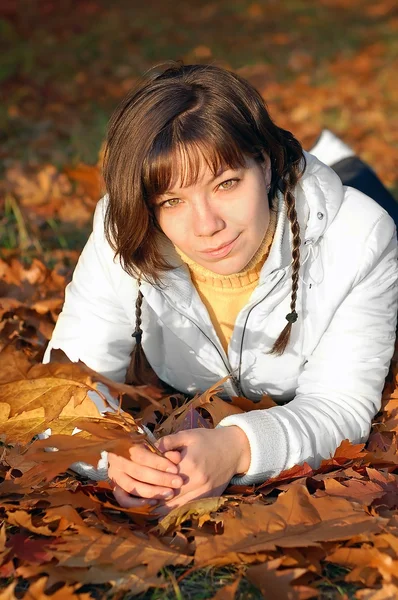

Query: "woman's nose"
left=191, top=200, right=226, bottom=237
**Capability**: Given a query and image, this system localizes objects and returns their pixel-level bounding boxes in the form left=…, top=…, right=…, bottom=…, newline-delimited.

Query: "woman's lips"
left=199, top=234, right=241, bottom=259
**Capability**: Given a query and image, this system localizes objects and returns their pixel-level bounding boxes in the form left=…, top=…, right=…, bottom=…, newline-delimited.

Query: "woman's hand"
left=107, top=444, right=184, bottom=508
left=151, top=426, right=251, bottom=517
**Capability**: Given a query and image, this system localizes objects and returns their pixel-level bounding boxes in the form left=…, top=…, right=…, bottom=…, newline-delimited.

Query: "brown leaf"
left=6, top=510, right=60, bottom=536
left=318, top=477, right=386, bottom=505
left=0, top=393, right=101, bottom=445
left=209, top=577, right=241, bottom=599
left=326, top=545, right=398, bottom=586
left=157, top=377, right=242, bottom=435
left=246, top=558, right=318, bottom=599
left=64, top=163, right=103, bottom=202
left=255, top=462, right=315, bottom=494
left=356, top=584, right=398, bottom=600
left=23, top=576, right=93, bottom=599
left=16, top=563, right=167, bottom=593
left=5, top=532, right=54, bottom=564
left=319, top=439, right=368, bottom=468
left=48, top=523, right=192, bottom=576
left=194, top=485, right=386, bottom=567
left=154, top=496, right=229, bottom=536
left=4, top=427, right=142, bottom=489
left=49, top=348, right=166, bottom=406
left=174, top=405, right=212, bottom=432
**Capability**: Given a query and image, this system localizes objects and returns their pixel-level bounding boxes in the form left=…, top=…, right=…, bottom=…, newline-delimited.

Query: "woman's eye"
left=219, top=178, right=239, bottom=191
left=161, top=198, right=181, bottom=208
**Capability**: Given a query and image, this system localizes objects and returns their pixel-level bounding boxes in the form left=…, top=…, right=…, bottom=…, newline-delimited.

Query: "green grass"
left=64, top=562, right=359, bottom=599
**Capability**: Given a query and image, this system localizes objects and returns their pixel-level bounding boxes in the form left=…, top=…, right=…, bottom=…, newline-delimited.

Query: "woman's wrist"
left=215, top=425, right=251, bottom=476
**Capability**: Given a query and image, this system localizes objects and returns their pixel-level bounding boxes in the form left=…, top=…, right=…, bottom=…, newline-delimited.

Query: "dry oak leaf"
left=16, top=563, right=167, bottom=595
left=49, top=348, right=165, bottom=407
left=0, top=348, right=101, bottom=417
left=254, top=462, right=315, bottom=494
left=0, top=257, right=66, bottom=318
left=83, top=485, right=163, bottom=518
left=372, top=531, right=398, bottom=558
left=194, top=484, right=386, bottom=567
left=209, top=576, right=241, bottom=599
left=246, top=557, right=318, bottom=600
left=316, top=477, right=387, bottom=506
left=0, top=580, right=18, bottom=600
left=64, top=163, right=104, bottom=203
left=2, top=427, right=143, bottom=489
left=356, top=583, right=398, bottom=599
left=156, top=376, right=241, bottom=435
left=319, top=439, right=368, bottom=468
left=0, top=396, right=101, bottom=446
left=155, top=376, right=275, bottom=436
left=4, top=532, right=55, bottom=565
left=48, top=523, right=192, bottom=577
left=18, top=576, right=92, bottom=600
left=366, top=435, right=398, bottom=467
left=5, top=164, right=71, bottom=207
left=0, top=346, right=163, bottom=445
left=326, top=545, right=398, bottom=586
left=4, top=508, right=80, bottom=537
left=154, top=496, right=229, bottom=536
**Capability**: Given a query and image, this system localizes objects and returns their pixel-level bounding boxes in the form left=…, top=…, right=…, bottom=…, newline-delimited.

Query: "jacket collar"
left=145, top=152, right=345, bottom=308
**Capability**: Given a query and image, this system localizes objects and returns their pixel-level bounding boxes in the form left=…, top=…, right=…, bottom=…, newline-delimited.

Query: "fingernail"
left=147, top=499, right=158, bottom=506
left=161, top=491, right=174, bottom=499
left=172, top=477, right=182, bottom=487
left=166, top=467, right=177, bottom=474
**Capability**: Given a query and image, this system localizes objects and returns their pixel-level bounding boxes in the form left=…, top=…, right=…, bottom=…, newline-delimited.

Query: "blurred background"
left=0, top=0, right=397, bottom=268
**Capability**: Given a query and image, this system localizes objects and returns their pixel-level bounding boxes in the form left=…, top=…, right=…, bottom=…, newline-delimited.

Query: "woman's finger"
left=111, top=471, right=178, bottom=501
left=108, top=453, right=183, bottom=490
left=153, top=486, right=208, bottom=517
left=128, top=444, right=181, bottom=474
left=164, top=450, right=182, bottom=465
left=112, top=485, right=159, bottom=509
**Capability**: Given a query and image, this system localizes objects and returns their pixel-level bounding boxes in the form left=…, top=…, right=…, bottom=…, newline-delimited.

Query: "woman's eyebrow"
left=162, top=167, right=237, bottom=196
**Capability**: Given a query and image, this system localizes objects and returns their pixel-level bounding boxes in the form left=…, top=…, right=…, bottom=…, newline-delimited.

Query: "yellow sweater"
left=175, top=208, right=278, bottom=353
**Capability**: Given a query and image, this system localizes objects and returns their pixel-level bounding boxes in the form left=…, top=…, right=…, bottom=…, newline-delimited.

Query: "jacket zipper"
left=163, top=269, right=287, bottom=398
left=161, top=305, right=241, bottom=395
left=236, top=212, right=290, bottom=397
left=237, top=269, right=287, bottom=396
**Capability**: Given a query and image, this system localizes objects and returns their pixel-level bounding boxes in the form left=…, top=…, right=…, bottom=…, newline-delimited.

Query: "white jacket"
left=43, top=152, right=398, bottom=485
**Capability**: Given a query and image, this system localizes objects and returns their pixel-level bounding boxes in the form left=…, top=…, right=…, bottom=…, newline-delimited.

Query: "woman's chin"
left=199, top=255, right=250, bottom=275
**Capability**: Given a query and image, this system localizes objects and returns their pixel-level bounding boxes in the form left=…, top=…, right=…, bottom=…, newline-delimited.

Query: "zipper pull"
left=231, top=374, right=243, bottom=396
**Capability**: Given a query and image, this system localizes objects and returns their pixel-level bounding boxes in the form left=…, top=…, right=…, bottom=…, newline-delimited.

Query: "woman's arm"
left=216, top=212, right=398, bottom=485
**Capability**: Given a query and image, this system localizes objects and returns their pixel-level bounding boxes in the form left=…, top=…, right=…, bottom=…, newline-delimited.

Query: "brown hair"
left=103, top=62, right=306, bottom=357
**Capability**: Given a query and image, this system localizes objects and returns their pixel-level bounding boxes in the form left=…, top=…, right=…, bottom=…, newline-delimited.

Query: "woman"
left=43, top=63, right=398, bottom=516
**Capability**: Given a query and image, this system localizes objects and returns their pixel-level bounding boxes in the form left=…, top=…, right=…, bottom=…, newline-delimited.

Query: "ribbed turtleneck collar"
left=174, top=206, right=278, bottom=289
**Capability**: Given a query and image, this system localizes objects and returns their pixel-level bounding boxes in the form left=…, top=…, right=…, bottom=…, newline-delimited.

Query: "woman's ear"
left=261, top=152, right=272, bottom=190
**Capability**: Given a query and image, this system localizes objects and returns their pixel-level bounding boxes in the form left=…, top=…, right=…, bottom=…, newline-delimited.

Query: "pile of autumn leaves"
left=1, top=261, right=398, bottom=599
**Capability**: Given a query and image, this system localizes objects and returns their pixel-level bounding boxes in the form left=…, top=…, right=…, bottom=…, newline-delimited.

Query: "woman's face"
left=153, top=153, right=272, bottom=275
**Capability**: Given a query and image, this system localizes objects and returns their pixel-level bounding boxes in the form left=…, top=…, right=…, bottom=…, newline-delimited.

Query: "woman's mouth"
left=199, top=234, right=241, bottom=259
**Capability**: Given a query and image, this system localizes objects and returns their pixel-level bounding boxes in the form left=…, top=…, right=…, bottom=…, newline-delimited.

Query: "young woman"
left=43, top=63, right=398, bottom=516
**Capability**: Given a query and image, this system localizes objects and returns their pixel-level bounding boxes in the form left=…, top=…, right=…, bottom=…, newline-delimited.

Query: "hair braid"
left=268, top=181, right=301, bottom=356
left=125, top=279, right=161, bottom=387
left=132, top=284, right=143, bottom=344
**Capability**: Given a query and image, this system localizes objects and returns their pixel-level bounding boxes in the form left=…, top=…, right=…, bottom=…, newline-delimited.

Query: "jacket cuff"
left=70, top=450, right=109, bottom=480
left=215, top=409, right=289, bottom=486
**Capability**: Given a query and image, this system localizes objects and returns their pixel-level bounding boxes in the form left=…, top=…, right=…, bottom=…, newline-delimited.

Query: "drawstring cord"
left=299, top=240, right=324, bottom=287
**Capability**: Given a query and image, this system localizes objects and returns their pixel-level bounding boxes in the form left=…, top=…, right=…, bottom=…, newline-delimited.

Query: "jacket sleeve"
left=43, top=195, right=135, bottom=383
left=216, top=213, right=398, bottom=485
left=41, top=195, right=144, bottom=481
